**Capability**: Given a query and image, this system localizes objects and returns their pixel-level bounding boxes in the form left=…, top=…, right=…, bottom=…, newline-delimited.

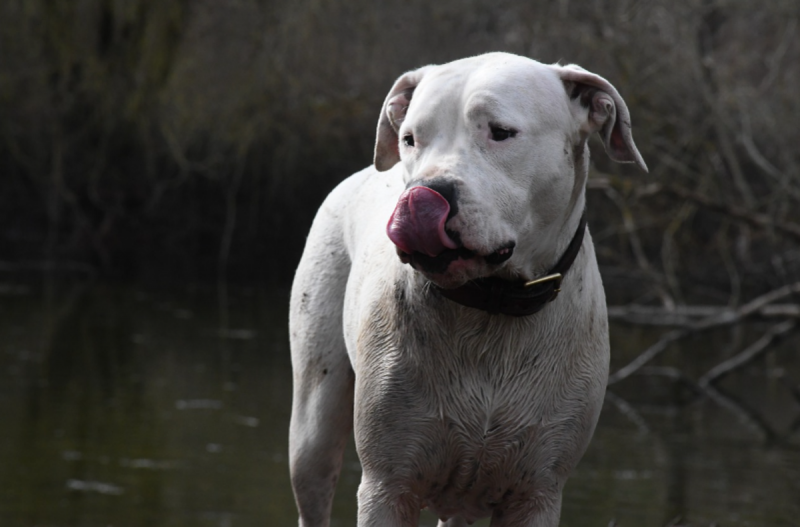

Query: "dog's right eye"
left=490, top=125, right=517, bottom=142
left=403, top=134, right=415, bottom=147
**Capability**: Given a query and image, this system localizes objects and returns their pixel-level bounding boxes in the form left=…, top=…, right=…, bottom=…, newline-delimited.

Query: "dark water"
left=1, top=278, right=798, bottom=527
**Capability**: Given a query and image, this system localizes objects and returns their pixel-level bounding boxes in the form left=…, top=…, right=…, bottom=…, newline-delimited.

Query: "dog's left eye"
left=490, top=126, right=517, bottom=142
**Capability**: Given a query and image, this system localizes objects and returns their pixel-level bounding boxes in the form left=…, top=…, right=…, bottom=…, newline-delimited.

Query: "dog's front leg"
left=288, top=246, right=355, bottom=527
left=288, top=352, right=354, bottom=527
left=289, top=195, right=360, bottom=527
left=356, top=476, right=421, bottom=527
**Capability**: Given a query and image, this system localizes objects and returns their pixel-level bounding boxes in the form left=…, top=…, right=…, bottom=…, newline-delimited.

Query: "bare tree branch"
left=608, top=328, right=688, bottom=385
left=605, top=390, right=650, bottom=435
left=658, top=184, right=800, bottom=243
left=608, top=282, right=800, bottom=384
left=698, top=320, right=796, bottom=387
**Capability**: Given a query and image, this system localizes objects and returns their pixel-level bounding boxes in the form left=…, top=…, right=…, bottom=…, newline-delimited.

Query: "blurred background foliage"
left=1, top=0, right=799, bottom=302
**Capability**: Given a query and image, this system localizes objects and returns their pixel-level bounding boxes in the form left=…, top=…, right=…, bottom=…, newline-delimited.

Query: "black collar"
left=434, top=212, right=588, bottom=317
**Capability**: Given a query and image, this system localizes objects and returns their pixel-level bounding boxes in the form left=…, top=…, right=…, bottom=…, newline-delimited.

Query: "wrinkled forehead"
left=408, top=56, right=570, bottom=128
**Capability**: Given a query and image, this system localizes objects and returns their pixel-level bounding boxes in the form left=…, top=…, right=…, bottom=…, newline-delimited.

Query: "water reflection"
left=0, top=277, right=798, bottom=526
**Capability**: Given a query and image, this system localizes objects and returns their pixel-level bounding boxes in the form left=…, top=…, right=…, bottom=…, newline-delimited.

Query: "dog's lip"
left=395, top=242, right=514, bottom=272
left=484, top=241, right=516, bottom=264
left=394, top=246, right=477, bottom=263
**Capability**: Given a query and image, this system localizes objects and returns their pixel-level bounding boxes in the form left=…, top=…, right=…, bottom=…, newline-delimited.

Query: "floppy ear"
left=374, top=66, right=431, bottom=172
left=557, top=64, right=648, bottom=172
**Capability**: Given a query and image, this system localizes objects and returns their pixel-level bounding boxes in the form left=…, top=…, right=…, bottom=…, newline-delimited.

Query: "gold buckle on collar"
left=523, top=273, right=563, bottom=300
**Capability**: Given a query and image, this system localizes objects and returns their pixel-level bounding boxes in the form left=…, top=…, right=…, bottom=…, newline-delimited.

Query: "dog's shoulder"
left=320, top=165, right=405, bottom=258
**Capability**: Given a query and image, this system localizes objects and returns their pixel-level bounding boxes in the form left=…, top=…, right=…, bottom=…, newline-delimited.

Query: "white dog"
left=289, top=52, right=647, bottom=527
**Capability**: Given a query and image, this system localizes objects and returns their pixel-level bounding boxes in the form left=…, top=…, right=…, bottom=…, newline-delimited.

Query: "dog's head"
left=376, top=53, right=647, bottom=289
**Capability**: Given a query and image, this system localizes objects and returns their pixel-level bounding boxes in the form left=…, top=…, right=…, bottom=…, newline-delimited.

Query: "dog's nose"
left=387, top=186, right=458, bottom=257
left=418, top=179, right=459, bottom=220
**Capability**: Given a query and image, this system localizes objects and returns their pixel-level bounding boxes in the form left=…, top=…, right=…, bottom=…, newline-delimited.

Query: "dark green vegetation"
left=1, top=0, right=799, bottom=298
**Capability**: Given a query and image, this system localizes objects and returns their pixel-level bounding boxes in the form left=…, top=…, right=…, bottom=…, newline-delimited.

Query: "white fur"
left=289, top=52, right=645, bottom=527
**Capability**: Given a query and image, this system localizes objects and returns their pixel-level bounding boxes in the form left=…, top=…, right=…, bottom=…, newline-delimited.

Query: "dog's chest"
left=370, top=337, right=566, bottom=518
left=353, top=285, right=603, bottom=520
left=413, top=400, right=554, bottom=523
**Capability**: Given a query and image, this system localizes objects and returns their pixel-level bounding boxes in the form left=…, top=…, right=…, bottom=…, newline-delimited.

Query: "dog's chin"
left=396, top=247, right=506, bottom=289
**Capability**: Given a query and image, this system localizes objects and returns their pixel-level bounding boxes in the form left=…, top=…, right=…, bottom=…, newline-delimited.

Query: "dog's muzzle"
left=386, top=185, right=516, bottom=274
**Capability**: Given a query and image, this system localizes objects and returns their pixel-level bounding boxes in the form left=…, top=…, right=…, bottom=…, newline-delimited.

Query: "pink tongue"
left=387, top=186, right=458, bottom=257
